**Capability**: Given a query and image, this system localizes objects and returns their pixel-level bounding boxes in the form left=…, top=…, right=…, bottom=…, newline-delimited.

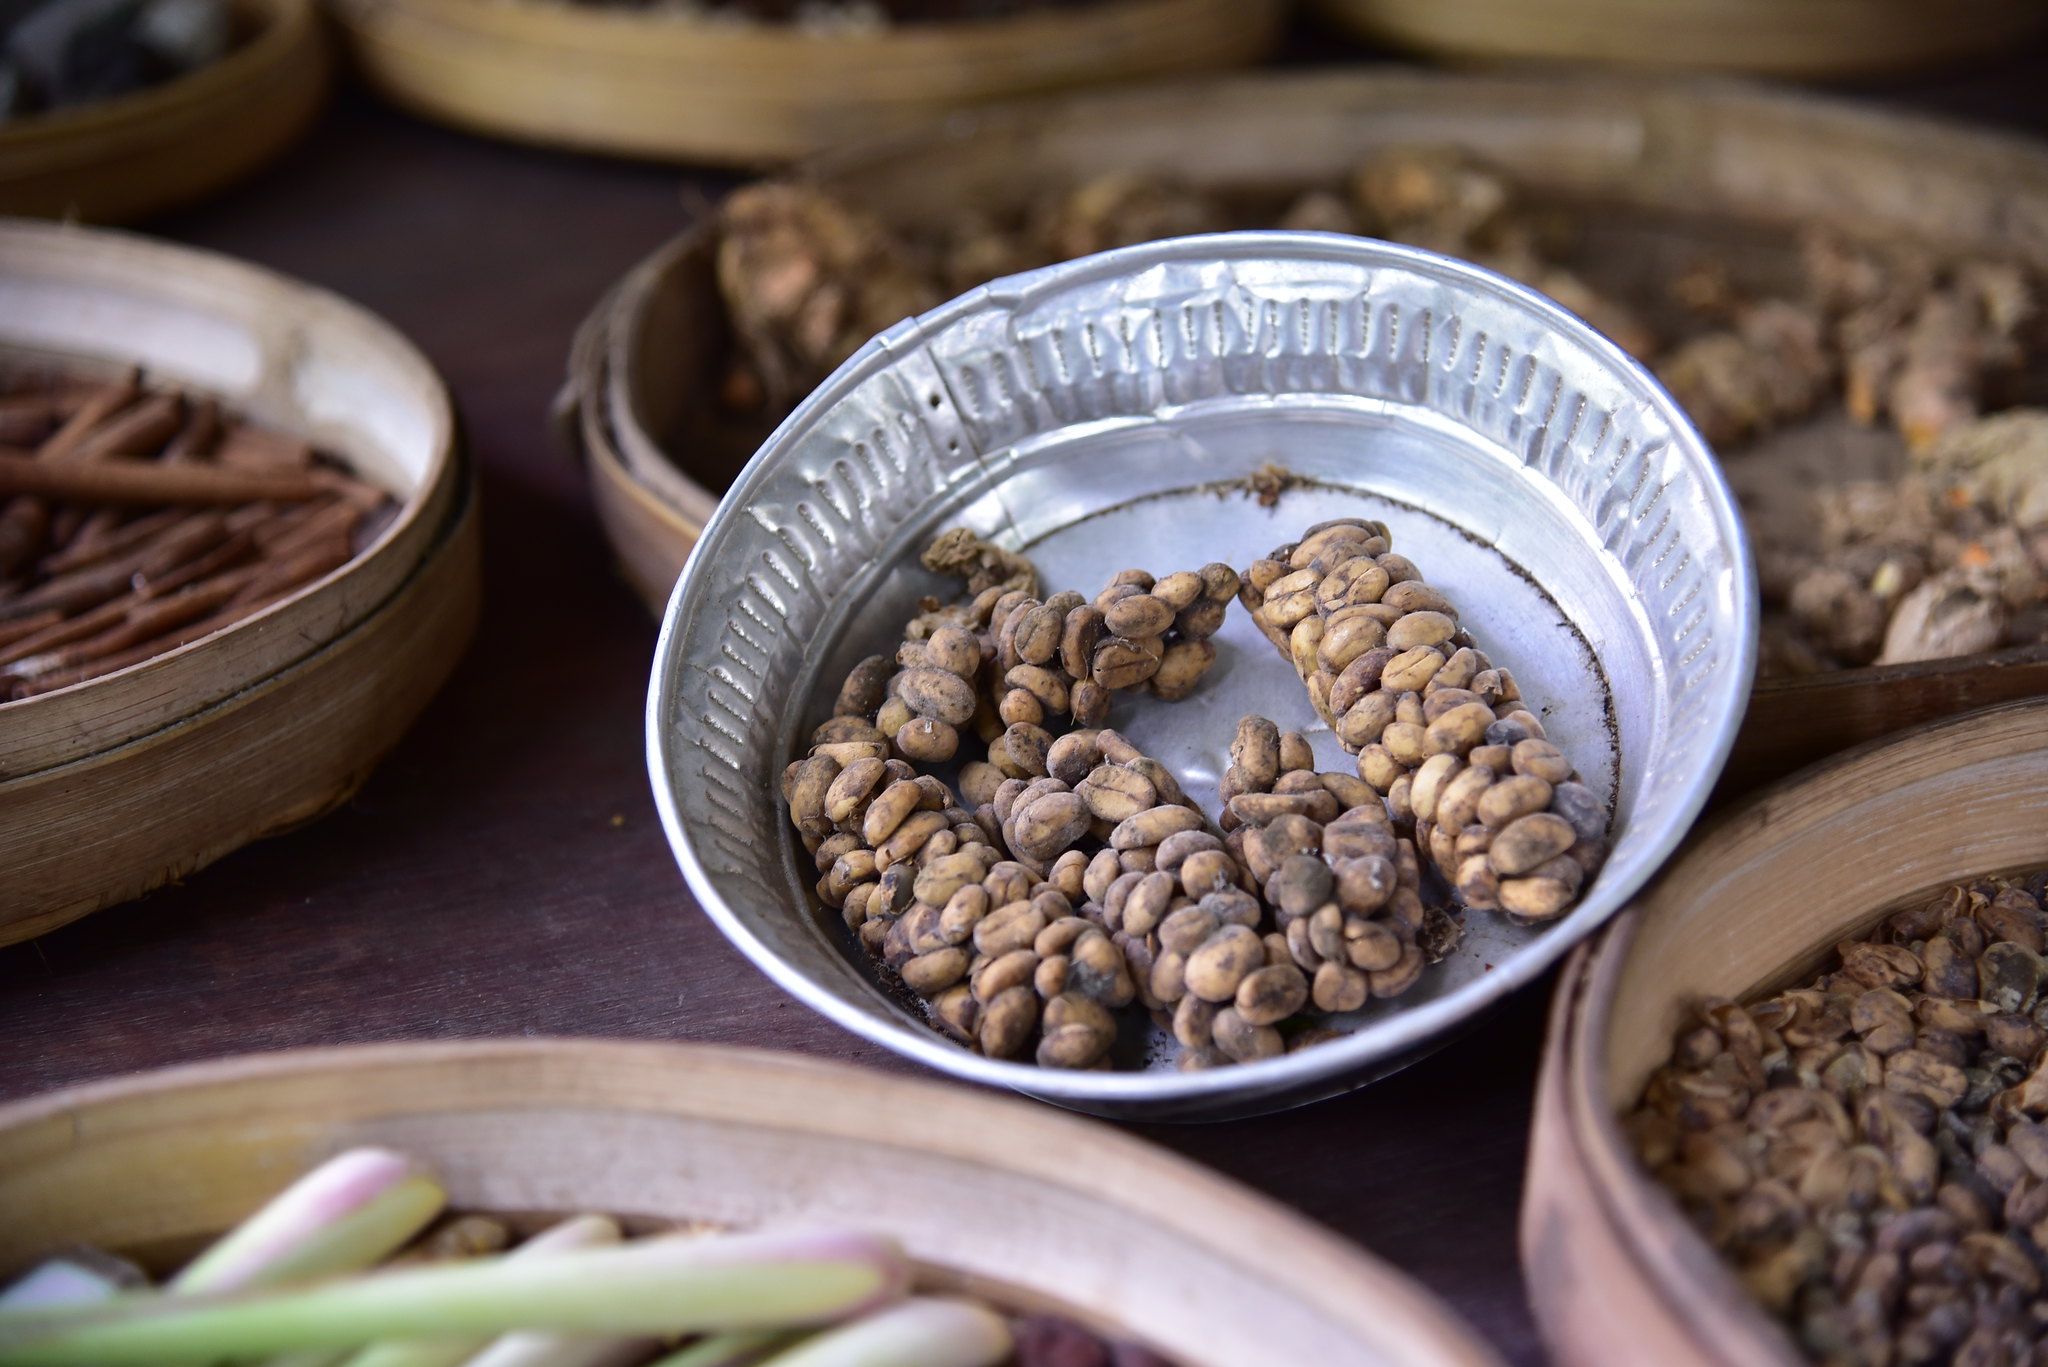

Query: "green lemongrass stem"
left=0, top=1230, right=909, bottom=1366
left=341, top=1216, right=623, bottom=1367
left=173, top=1149, right=446, bottom=1294
left=643, top=1331, right=803, bottom=1367
left=752, top=1299, right=1010, bottom=1367
left=0, top=1255, right=143, bottom=1311
left=455, top=1333, right=651, bottom=1367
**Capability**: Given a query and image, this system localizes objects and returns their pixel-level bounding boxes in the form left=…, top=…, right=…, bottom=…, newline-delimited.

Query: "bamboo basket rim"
left=0, top=219, right=458, bottom=761
left=1541, top=696, right=2048, bottom=1366
left=336, top=0, right=1262, bottom=59
left=0, top=0, right=317, bottom=169
left=0, top=1037, right=1505, bottom=1367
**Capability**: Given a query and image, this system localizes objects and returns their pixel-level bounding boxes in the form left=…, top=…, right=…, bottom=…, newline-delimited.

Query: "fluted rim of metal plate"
left=648, top=231, right=1756, bottom=1111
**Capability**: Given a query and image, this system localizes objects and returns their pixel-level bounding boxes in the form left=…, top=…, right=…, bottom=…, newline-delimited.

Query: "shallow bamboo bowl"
left=0, top=1039, right=1502, bottom=1367
left=0, top=0, right=329, bottom=222
left=1308, top=0, right=2048, bottom=81
left=563, top=68, right=2048, bottom=793
left=327, top=0, right=1281, bottom=165
left=0, top=220, right=474, bottom=945
left=1521, top=697, right=2048, bottom=1367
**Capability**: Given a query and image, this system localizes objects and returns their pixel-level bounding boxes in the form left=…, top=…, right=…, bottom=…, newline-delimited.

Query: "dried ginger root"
left=715, top=184, right=941, bottom=411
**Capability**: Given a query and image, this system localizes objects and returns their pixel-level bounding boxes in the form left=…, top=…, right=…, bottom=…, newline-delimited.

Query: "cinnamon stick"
left=0, top=458, right=332, bottom=505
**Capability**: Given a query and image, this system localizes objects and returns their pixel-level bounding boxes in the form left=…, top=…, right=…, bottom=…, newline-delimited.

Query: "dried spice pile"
left=0, top=368, right=397, bottom=700
left=1, top=0, right=230, bottom=123
left=708, top=152, right=2048, bottom=678
left=1628, top=872, right=2048, bottom=1367
left=782, top=518, right=1606, bottom=1071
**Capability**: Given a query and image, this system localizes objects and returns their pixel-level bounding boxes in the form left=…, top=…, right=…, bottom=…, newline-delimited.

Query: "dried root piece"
left=1241, top=518, right=1609, bottom=924
left=1656, top=300, right=1834, bottom=447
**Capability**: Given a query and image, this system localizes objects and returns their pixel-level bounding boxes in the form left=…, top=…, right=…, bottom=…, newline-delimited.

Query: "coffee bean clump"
left=784, top=523, right=1594, bottom=1070
left=1629, top=872, right=2048, bottom=1367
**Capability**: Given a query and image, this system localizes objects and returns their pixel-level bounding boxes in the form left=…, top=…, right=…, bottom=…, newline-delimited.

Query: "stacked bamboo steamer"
left=560, top=68, right=2048, bottom=796
left=329, top=0, right=1284, bottom=164
left=0, top=220, right=476, bottom=945
left=1309, top=0, right=2048, bottom=80
left=0, top=0, right=329, bottom=221
left=1523, top=698, right=2048, bottom=1366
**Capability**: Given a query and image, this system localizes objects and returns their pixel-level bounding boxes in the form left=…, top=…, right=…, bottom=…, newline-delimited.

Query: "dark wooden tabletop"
left=3, top=26, right=2046, bottom=1366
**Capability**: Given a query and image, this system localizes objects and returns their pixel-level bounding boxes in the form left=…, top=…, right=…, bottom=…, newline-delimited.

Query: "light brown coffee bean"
left=972, top=947, right=1040, bottom=1004
left=1123, top=871, right=1178, bottom=937
left=1369, top=945, right=1426, bottom=997
left=1456, top=854, right=1501, bottom=911
left=1381, top=720, right=1428, bottom=767
left=1345, top=918, right=1404, bottom=972
left=1323, top=816, right=1397, bottom=864
left=1111, top=804, right=1206, bottom=850
left=1186, top=925, right=1265, bottom=1003
left=1337, top=690, right=1398, bottom=750
left=1002, top=722, right=1054, bottom=778
left=1058, top=604, right=1105, bottom=680
left=1212, top=1007, right=1284, bottom=1063
left=1155, top=829, right=1223, bottom=872
left=861, top=778, right=923, bottom=846
left=1432, top=647, right=1484, bottom=693
left=1423, top=702, right=1495, bottom=757
left=787, top=754, right=842, bottom=839
left=1410, top=753, right=1462, bottom=824
left=1174, top=994, right=1219, bottom=1051
left=1159, top=905, right=1220, bottom=956
left=1067, top=929, right=1135, bottom=1007
left=1357, top=743, right=1403, bottom=793
left=1180, top=848, right=1238, bottom=898
left=1011, top=791, right=1091, bottom=861
left=1228, top=715, right=1282, bottom=790
left=1092, top=637, right=1162, bottom=690
left=974, top=901, right=1049, bottom=958
left=1479, top=774, right=1554, bottom=829
left=896, top=718, right=959, bottom=763
left=1314, top=961, right=1370, bottom=1012
left=979, top=985, right=1039, bottom=1059
left=1152, top=639, right=1217, bottom=701
left=1491, top=812, right=1579, bottom=877
left=1236, top=964, right=1310, bottom=1026
left=1380, top=646, right=1446, bottom=694
left=1012, top=603, right=1064, bottom=666
left=825, top=757, right=889, bottom=826
left=1318, top=556, right=1391, bottom=611
left=1038, top=1015, right=1115, bottom=1070
left=1334, top=855, right=1397, bottom=915
left=1511, top=739, right=1573, bottom=785
left=1104, top=593, right=1175, bottom=638
left=1377, top=552, right=1422, bottom=585
left=1387, top=610, right=1457, bottom=652
left=924, top=625, right=982, bottom=678
left=1467, top=743, right=1512, bottom=775
left=1435, top=765, right=1498, bottom=834
left=901, top=947, right=970, bottom=996
left=877, top=810, right=948, bottom=868
left=1329, top=647, right=1398, bottom=717
left=833, top=654, right=893, bottom=719
left=1382, top=581, right=1459, bottom=617
left=1499, top=875, right=1574, bottom=920
left=893, top=667, right=977, bottom=726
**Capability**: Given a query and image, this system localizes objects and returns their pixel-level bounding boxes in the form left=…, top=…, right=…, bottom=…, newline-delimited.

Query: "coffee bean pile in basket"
left=1628, top=871, right=2048, bottom=1367
left=782, top=518, right=1611, bottom=1072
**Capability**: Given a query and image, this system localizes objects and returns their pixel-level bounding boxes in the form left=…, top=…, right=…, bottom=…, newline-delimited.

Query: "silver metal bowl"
left=648, top=232, right=1756, bottom=1121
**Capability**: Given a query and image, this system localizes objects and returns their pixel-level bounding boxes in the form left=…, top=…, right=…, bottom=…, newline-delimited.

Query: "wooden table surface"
left=3, top=32, right=2046, bottom=1366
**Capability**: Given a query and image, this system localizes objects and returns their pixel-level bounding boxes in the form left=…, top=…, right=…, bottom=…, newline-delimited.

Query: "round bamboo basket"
left=1521, top=697, right=2048, bottom=1367
left=1309, top=0, right=2048, bottom=81
left=0, top=220, right=474, bottom=945
left=0, top=0, right=329, bottom=222
left=327, top=0, right=1283, bottom=165
left=561, top=67, right=2048, bottom=794
left=0, top=1039, right=1502, bottom=1367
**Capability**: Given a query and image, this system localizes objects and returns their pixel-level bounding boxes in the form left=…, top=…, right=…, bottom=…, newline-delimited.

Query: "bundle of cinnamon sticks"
left=0, top=368, right=396, bottom=701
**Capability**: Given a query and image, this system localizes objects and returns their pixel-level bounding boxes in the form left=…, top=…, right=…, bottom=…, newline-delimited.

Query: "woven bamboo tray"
left=561, top=67, right=2048, bottom=796
left=1308, top=0, right=2048, bottom=81
left=1521, top=697, right=2048, bottom=1367
left=0, top=220, right=473, bottom=945
left=0, top=0, right=329, bottom=222
left=0, top=1039, right=1502, bottom=1367
left=327, top=0, right=1282, bottom=165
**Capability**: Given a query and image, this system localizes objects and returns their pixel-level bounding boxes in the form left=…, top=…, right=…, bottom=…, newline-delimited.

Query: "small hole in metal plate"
left=928, top=393, right=942, bottom=409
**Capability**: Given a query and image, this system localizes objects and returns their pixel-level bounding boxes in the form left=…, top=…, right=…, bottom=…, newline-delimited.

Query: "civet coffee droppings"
left=1239, top=516, right=1607, bottom=925
left=781, top=520, right=1598, bottom=1071
left=0, top=368, right=398, bottom=700
left=1629, top=872, right=2048, bottom=1367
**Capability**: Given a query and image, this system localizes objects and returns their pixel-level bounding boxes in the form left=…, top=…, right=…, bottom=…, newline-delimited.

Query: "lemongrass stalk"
left=340, top=1216, right=623, bottom=1367
left=453, top=1334, right=651, bottom=1367
left=173, top=1149, right=446, bottom=1294
left=0, top=1230, right=909, bottom=1366
left=643, top=1331, right=803, bottom=1367
left=751, top=1300, right=1010, bottom=1367
left=0, top=1254, right=144, bottom=1311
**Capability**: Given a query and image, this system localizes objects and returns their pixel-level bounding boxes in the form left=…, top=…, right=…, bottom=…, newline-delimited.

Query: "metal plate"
left=648, top=232, right=1756, bottom=1120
